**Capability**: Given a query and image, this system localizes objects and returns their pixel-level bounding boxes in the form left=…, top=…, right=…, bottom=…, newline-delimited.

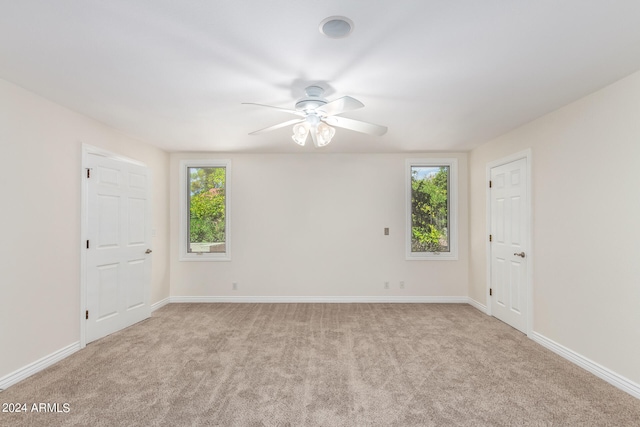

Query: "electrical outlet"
left=232, top=282, right=238, bottom=291
left=399, top=281, right=405, bottom=289
left=384, top=227, right=389, bottom=235
left=384, top=281, right=389, bottom=289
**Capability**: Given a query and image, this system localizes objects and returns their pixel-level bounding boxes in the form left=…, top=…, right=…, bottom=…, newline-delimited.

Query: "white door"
left=490, top=157, right=528, bottom=333
left=85, top=153, right=151, bottom=343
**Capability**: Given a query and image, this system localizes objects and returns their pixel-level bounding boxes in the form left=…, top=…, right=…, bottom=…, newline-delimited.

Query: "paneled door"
left=85, top=153, right=151, bottom=343
left=490, top=157, right=528, bottom=333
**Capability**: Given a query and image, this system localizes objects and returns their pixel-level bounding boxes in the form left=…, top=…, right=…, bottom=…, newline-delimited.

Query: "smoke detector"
left=319, top=16, right=354, bottom=39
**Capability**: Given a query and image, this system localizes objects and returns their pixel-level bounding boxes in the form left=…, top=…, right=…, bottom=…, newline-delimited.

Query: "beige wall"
left=170, top=153, right=469, bottom=299
left=469, top=70, right=640, bottom=384
left=0, top=79, right=170, bottom=379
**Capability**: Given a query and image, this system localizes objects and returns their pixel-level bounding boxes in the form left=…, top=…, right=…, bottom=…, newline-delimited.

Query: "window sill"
left=406, top=252, right=458, bottom=261
left=179, top=254, right=231, bottom=262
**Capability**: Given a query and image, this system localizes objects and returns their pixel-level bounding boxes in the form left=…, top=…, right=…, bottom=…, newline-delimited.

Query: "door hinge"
left=489, top=288, right=493, bottom=296
left=86, top=240, right=90, bottom=249
left=489, top=234, right=493, bottom=242
left=489, top=180, right=492, bottom=188
left=85, top=310, right=89, bottom=320
left=86, top=168, right=91, bottom=178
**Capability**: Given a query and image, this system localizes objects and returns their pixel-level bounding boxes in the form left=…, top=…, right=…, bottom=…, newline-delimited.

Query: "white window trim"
left=179, top=159, right=231, bottom=261
left=405, top=158, right=458, bottom=261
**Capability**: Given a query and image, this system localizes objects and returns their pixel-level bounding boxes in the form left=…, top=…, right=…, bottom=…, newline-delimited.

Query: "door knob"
left=145, top=249, right=153, bottom=254
left=514, top=251, right=525, bottom=258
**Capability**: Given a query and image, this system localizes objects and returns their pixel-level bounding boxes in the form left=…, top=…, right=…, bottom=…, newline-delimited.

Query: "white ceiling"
left=2, top=1, right=640, bottom=153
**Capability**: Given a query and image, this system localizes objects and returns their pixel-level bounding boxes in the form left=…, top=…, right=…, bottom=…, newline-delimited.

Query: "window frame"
left=406, top=158, right=458, bottom=261
left=179, top=159, right=231, bottom=261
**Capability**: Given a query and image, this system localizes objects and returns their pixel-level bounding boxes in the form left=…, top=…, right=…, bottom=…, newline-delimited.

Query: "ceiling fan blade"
left=242, top=103, right=305, bottom=117
left=249, top=118, right=304, bottom=135
left=324, top=116, right=388, bottom=136
left=317, top=96, right=364, bottom=117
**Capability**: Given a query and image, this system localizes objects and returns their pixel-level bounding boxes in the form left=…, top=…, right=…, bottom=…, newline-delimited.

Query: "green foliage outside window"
left=411, top=166, right=449, bottom=252
left=188, top=167, right=226, bottom=247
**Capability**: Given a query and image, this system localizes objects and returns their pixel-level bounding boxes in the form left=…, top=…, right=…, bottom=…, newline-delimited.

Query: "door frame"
left=80, top=144, right=150, bottom=348
left=485, top=148, right=533, bottom=336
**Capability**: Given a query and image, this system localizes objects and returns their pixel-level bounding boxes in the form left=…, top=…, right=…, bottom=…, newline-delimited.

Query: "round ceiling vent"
left=319, top=16, right=354, bottom=39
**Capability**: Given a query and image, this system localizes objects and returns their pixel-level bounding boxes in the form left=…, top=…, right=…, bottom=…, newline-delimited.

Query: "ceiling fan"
left=243, top=86, right=387, bottom=148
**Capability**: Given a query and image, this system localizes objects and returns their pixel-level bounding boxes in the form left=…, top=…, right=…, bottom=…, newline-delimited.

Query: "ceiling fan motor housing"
left=295, top=86, right=327, bottom=113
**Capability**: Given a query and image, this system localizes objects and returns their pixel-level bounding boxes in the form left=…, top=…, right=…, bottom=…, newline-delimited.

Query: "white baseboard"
left=467, top=298, right=487, bottom=313
left=530, top=331, right=640, bottom=399
left=151, top=297, right=170, bottom=312
left=170, top=295, right=470, bottom=304
left=0, top=342, right=80, bottom=391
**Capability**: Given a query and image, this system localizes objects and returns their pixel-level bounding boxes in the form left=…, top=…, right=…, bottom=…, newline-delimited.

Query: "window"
left=406, top=158, right=457, bottom=260
left=180, top=160, right=231, bottom=261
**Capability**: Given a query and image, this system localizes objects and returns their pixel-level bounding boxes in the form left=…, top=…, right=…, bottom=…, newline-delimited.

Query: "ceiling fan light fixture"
left=315, top=122, right=335, bottom=147
left=292, top=123, right=309, bottom=146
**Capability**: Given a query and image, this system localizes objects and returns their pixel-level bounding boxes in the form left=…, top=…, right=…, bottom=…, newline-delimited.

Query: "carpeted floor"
left=1, top=303, right=639, bottom=426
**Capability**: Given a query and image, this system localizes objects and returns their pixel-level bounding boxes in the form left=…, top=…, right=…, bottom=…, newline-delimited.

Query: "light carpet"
left=1, top=303, right=639, bottom=426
